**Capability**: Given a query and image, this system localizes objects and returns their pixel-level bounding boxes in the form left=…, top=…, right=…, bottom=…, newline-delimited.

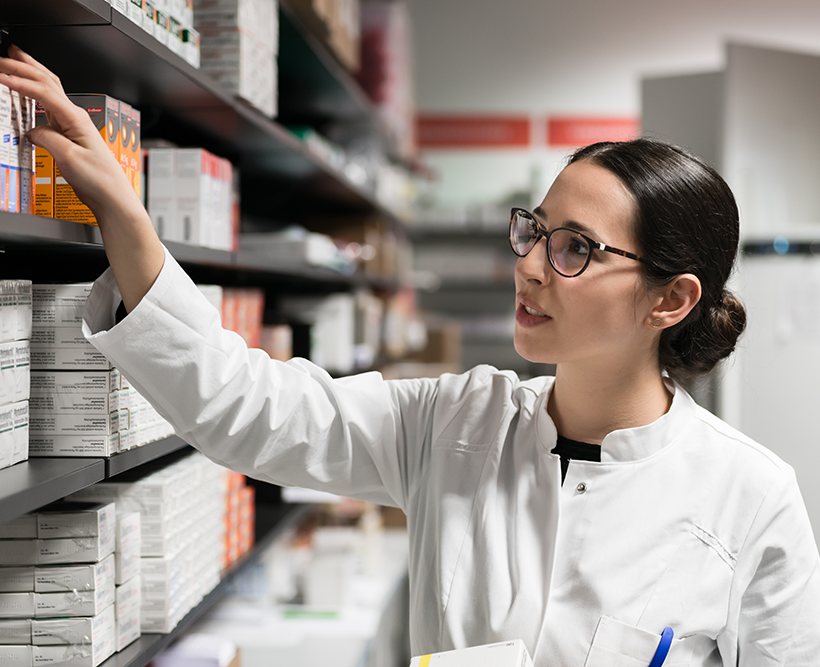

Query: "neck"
left=548, top=360, right=672, bottom=445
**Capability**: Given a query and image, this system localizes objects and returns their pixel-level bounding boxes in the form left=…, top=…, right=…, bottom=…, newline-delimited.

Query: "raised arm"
left=0, top=45, right=164, bottom=312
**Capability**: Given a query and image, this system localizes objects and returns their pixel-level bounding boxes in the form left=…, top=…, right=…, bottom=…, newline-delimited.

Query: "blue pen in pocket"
left=648, top=627, right=674, bottom=667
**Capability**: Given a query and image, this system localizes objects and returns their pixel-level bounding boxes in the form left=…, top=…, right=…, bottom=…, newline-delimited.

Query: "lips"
left=516, top=296, right=551, bottom=327
left=523, top=304, right=546, bottom=317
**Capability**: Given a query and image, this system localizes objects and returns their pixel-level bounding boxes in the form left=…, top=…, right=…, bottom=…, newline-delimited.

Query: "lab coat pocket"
left=584, top=616, right=693, bottom=667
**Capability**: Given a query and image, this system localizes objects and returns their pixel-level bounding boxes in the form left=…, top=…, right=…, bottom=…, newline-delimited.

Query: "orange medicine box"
left=118, top=102, right=141, bottom=199
left=34, top=103, right=53, bottom=218
left=55, top=95, right=119, bottom=225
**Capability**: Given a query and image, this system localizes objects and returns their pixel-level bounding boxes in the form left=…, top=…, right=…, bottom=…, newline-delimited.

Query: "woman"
left=2, top=47, right=818, bottom=666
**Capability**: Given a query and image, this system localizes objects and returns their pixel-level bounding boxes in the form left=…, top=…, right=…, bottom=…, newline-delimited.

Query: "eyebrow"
left=531, top=206, right=595, bottom=237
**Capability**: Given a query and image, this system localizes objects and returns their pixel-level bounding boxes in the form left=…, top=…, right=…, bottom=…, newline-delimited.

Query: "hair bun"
left=661, top=288, right=746, bottom=380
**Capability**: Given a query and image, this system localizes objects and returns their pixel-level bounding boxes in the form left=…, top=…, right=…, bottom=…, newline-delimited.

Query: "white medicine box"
left=409, top=640, right=534, bottom=667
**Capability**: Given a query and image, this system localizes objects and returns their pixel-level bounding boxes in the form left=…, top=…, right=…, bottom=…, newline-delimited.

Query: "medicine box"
left=0, top=281, right=33, bottom=344
left=37, top=503, right=116, bottom=541
left=32, top=625, right=115, bottom=667
left=55, top=96, right=119, bottom=226
left=0, top=568, right=34, bottom=593
left=0, top=342, right=30, bottom=406
left=0, top=515, right=37, bottom=540
left=7, top=91, right=20, bottom=214
left=0, top=644, right=31, bottom=667
left=35, top=554, right=115, bottom=594
left=32, top=604, right=114, bottom=646
left=115, top=512, right=141, bottom=557
left=115, top=575, right=140, bottom=618
left=0, top=400, right=30, bottom=471
left=0, top=85, right=10, bottom=213
left=115, top=605, right=140, bottom=652
left=19, top=96, right=34, bottom=216
left=0, top=619, right=30, bottom=645
left=34, top=574, right=115, bottom=617
left=34, top=103, right=54, bottom=218
left=29, top=392, right=120, bottom=415
left=114, top=552, right=140, bottom=587
left=119, top=103, right=141, bottom=199
left=0, top=535, right=114, bottom=566
left=29, top=412, right=120, bottom=436
left=28, top=434, right=119, bottom=458
left=409, top=640, right=534, bottom=667
left=0, top=593, right=34, bottom=619
left=30, top=370, right=121, bottom=395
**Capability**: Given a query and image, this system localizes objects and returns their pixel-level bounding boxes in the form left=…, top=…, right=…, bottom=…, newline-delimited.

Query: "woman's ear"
left=646, top=274, right=702, bottom=330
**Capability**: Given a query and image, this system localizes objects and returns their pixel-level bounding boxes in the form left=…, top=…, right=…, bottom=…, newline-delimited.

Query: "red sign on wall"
left=547, top=117, right=641, bottom=147
left=417, top=115, right=531, bottom=149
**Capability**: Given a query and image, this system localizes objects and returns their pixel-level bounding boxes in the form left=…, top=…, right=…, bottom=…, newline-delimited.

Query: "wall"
left=409, top=0, right=820, bottom=210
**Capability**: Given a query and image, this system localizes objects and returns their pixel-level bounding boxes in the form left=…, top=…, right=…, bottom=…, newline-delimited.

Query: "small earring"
left=651, top=318, right=663, bottom=329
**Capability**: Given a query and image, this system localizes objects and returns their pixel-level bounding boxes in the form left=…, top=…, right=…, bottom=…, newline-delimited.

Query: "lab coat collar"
left=534, top=376, right=696, bottom=464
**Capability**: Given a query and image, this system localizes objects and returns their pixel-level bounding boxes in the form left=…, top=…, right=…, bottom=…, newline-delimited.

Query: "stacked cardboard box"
left=193, top=0, right=278, bottom=118
left=288, top=0, right=360, bottom=72
left=0, top=503, right=120, bottom=667
left=223, top=472, right=254, bottom=569
left=147, top=147, right=239, bottom=251
left=358, top=1, right=416, bottom=159
left=114, top=0, right=201, bottom=68
left=0, top=281, right=32, bottom=472
left=66, top=452, right=229, bottom=634
left=113, top=512, right=141, bottom=651
left=0, top=85, right=35, bottom=215
left=28, top=284, right=174, bottom=457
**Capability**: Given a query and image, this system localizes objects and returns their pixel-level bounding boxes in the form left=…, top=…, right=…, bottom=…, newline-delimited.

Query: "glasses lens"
left=510, top=211, right=539, bottom=256
left=549, top=229, right=591, bottom=277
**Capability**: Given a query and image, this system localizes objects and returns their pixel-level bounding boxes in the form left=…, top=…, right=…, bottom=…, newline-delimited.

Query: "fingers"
left=7, top=45, right=61, bottom=86
left=0, top=49, right=97, bottom=146
left=28, top=124, right=75, bottom=162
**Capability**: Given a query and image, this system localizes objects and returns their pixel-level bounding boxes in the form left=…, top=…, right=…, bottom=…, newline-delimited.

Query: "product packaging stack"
left=113, top=0, right=201, bottom=69
left=28, top=283, right=174, bottom=457
left=220, top=288, right=264, bottom=349
left=67, top=452, right=229, bottom=634
left=279, top=293, right=357, bottom=374
left=193, top=0, right=278, bottom=118
left=223, top=472, right=255, bottom=569
left=0, top=85, right=36, bottom=216
left=0, top=502, right=120, bottom=667
left=0, top=280, right=32, bottom=472
left=35, top=95, right=141, bottom=224
left=288, top=0, right=360, bottom=71
left=358, top=0, right=416, bottom=160
left=113, top=511, right=141, bottom=652
left=146, top=147, right=239, bottom=251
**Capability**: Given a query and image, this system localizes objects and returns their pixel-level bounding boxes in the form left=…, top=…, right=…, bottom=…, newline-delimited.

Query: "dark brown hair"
left=569, top=138, right=746, bottom=381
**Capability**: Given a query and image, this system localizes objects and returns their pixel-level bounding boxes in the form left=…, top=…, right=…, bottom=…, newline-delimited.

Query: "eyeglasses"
left=509, top=207, right=656, bottom=277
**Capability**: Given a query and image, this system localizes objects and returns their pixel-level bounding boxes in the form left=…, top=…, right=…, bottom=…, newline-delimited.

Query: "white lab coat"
left=83, top=247, right=820, bottom=667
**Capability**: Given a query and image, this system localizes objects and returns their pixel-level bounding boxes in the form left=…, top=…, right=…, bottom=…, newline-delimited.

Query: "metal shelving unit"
left=0, top=3, right=405, bottom=663
left=0, top=435, right=190, bottom=524
left=0, top=211, right=398, bottom=291
left=0, top=458, right=105, bottom=524
left=0, top=1, right=404, bottom=224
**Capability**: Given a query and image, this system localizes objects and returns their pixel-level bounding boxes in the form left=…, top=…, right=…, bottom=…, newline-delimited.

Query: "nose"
left=515, top=237, right=552, bottom=284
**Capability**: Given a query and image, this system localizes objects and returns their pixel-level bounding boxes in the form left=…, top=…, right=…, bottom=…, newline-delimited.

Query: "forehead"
left=537, top=160, right=637, bottom=242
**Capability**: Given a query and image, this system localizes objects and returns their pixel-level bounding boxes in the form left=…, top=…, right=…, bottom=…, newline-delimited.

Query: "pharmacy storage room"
left=0, top=0, right=819, bottom=666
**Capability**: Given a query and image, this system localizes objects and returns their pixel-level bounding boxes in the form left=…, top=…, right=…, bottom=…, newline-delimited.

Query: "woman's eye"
left=567, top=238, right=589, bottom=256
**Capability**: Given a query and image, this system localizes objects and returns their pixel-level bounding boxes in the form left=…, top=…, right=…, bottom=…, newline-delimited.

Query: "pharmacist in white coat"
left=3, top=47, right=819, bottom=667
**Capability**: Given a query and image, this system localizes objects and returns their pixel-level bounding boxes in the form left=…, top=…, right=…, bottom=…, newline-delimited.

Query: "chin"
left=513, top=334, right=554, bottom=365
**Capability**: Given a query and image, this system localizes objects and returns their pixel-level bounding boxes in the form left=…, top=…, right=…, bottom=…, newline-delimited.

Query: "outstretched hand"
left=0, top=45, right=165, bottom=313
left=0, top=45, right=138, bottom=219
